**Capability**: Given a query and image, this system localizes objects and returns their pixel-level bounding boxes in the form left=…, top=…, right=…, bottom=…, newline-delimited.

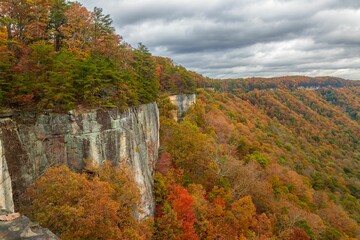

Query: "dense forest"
left=1, top=1, right=360, bottom=240
left=0, top=0, right=201, bottom=112
left=203, top=76, right=360, bottom=93
left=156, top=87, right=360, bottom=239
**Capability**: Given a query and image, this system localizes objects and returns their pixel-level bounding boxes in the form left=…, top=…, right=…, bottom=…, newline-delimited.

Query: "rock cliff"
left=0, top=103, right=159, bottom=218
left=0, top=140, right=14, bottom=213
left=169, top=94, right=196, bottom=121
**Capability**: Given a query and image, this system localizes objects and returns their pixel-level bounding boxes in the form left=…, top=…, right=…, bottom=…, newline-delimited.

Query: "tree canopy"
left=0, top=1, right=199, bottom=111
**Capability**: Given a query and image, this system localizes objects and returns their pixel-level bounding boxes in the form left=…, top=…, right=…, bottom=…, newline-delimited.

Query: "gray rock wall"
left=0, top=139, right=14, bottom=212
left=169, top=94, right=196, bottom=121
left=0, top=103, right=159, bottom=218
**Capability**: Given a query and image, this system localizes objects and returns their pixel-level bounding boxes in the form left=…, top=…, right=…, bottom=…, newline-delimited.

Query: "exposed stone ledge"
left=0, top=210, right=59, bottom=240
left=169, top=94, right=196, bottom=121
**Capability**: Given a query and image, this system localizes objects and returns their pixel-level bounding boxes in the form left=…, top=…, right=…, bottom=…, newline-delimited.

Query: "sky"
left=77, top=0, right=360, bottom=80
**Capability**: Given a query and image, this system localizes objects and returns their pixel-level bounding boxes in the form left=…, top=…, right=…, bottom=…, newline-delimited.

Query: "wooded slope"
left=156, top=86, right=360, bottom=239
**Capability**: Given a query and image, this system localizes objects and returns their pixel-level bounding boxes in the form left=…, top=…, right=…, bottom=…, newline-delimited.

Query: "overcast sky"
left=77, top=0, right=360, bottom=80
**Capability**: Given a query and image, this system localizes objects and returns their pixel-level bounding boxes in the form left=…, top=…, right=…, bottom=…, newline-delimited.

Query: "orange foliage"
left=170, top=185, right=199, bottom=240
left=24, top=164, right=150, bottom=239
left=280, top=227, right=310, bottom=240
left=25, top=166, right=121, bottom=239
left=319, top=202, right=359, bottom=237
left=231, top=196, right=257, bottom=233
left=60, top=3, right=92, bottom=56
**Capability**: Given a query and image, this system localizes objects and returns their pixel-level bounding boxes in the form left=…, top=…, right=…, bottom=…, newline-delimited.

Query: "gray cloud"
left=77, top=0, right=360, bottom=80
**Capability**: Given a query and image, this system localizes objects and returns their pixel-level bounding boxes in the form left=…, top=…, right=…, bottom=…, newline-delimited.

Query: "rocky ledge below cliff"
left=0, top=211, right=59, bottom=240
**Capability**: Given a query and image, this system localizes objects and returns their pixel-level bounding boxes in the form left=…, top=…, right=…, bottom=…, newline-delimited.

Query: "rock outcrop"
left=0, top=103, right=159, bottom=218
left=169, top=94, right=196, bottom=121
left=0, top=139, right=14, bottom=213
left=0, top=210, right=59, bottom=240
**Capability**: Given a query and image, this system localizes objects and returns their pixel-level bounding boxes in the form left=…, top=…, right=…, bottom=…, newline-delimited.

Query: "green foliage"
left=161, top=119, right=219, bottom=190
left=154, top=202, right=181, bottom=240
left=231, top=136, right=259, bottom=159
left=206, top=76, right=359, bottom=93
left=0, top=0, right=201, bottom=111
left=48, top=0, right=68, bottom=51
left=154, top=172, right=169, bottom=204
left=319, top=228, right=343, bottom=240
left=157, top=94, right=177, bottom=118
left=131, top=43, right=159, bottom=103
left=92, top=7, right=114, bottom=37
left=0, top=2, right=163, bottom=111
left=245, top=151, right=271, bottom=168
left=296, top=220, right=315, bottom=240
left=2, top=42, right=161, bottom=111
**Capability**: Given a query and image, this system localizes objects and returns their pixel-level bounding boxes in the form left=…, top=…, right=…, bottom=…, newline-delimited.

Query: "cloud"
left=77, top=0, right=360, bottom=80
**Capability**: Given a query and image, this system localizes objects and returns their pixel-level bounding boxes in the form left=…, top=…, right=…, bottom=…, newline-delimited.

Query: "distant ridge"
left=204, top=76, right=360, bottom=92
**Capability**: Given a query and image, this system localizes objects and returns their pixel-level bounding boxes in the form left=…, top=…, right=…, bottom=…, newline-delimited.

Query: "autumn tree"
left=24, top=0, right=53, bottom=42
left=161, top=119, right=219, bottom=189
left=60, top=2, right=92, bottom=56
left=0, top=0, right=30, bottom=41
left=154, top=201, right=181, bottom=240
left=154, top=56, right=197, bottom=94
left=156, top=151, right=174, bottom=175
left=96, top=161, right=144, bottom=233
left=0, top=25, right=13, bottom=103
left=170, top=185, right=199, bottom=240
left=24, top=166, right=121, bottom=239
left=24, top=164, right=150, bottom=239
left=231, top=196, right=257, bottom=234
left=154, top=180, right=199, bottom=240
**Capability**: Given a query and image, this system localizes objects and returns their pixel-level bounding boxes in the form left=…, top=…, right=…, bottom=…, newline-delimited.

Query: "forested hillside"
left=156, top=87, right=360, bottom=239
left=205, top=76, right=360, bottom=92
left=0, top=0, right=201, bottom=111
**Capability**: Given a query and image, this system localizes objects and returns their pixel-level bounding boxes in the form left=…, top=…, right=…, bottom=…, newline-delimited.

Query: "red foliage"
left=171, top=185, right=199, bottom=240
left=283, top=227, right=310, bottom=240
left=12, top=94, right=35, bottom=107
left=156, top=152, right=174, bottom=175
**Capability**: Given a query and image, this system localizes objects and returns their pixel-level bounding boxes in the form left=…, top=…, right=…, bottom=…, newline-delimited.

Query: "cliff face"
left=0, top=103, right=159, bottom=217
left=169, top=94, right=196, bottom=121
left=0, top=139, right=14, bottom=213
